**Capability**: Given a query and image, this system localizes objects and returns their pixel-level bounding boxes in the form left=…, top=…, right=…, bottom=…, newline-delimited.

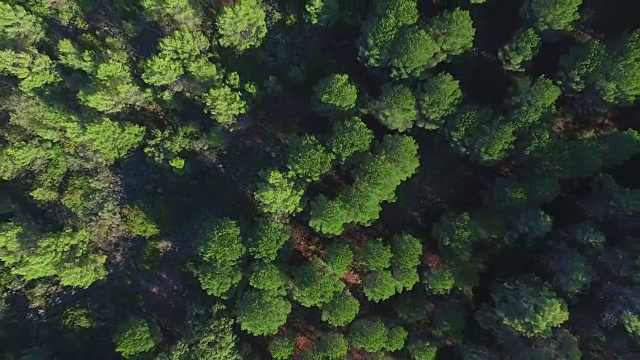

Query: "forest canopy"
left=0, top=0, right=638, bottom=359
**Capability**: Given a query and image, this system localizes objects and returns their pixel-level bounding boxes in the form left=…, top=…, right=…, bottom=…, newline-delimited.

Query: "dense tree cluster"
left=0, top=0, right=638, bottom=359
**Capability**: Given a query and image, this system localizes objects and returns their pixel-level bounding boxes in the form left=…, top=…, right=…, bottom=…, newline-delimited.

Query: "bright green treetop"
left=325, top=241, right=354, bottom=276
left=235, top=290, right=291, bottom=335
left=293, top=260, right=345, bottom=307
left=360, top=238, right=393, bottom=271
left=390, top=27, right=441, bottom=79
left=416, top=72, right=463, bottom=129
left=492, top=277, right=569, bottom=337
left=522, top=0, right=582, bottom=31
left=349, top=318, right=389, bottom=353
left=254, top=170, right=304, bottom=216
left=423, top=266, right=455, bottom=295
left=426, top=8, right=475, bottom=56
left=216, top=0, right=267, bottom=52
left=312, top=73, right=358, bottom=114
left=203, top=85, right=247, bottom=125
left=287, top=135, right=335, bottom=182
left=249, top=261, right=287, bottom=294
left=113, top=318, right=160, bottom=359
left=321, top=291, right=360, bottom=326
left=330, top=117, right=374, bottom=163
left=363, top=270, right=397, bottom=302
left=248, top=218, right=289, bottom=261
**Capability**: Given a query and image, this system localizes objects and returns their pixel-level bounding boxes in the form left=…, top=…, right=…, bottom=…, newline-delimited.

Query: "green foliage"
left=81, top=118, right=145, bottom=164
left=254, top=170, right=304, bottom=216
left=113, top=318, right=160, bottom=358
left=416, top=72, right=462, bottom=129
left=314, top=332, right=349, bottom=359
left=308, top=195, right=348, bottom=235
left=248, top=218, right=289, bottom=261
left=558, top=39, right=607, bottom=92
left=432, top=213, right=475, bottom=261
left=360, top=238, right=393, bottom=271
left=492, top=277, right=569, bottom=337
left=0, top=225, right=107, bottom=288
left=141, top=55, right=183, bottom=86
left=0, top=2, right=44, bottom=46
left=195, top=218, right=245, bottom=296
left=312, top=73, right=358, bottom=114
left=390, top=27, right=441, bottom=79
left=330, top=117, right=373, bottom=163
left=249, top=261, right=286, bottom=294
left=162, top=305, right=242, bottom=360
left=141, top=0, right=200, bottom=28
left=507, top=76, right=561, bottom=128
left=358, top=0, right=419, bottom=67
left=371, top=84, right=417, bottom=132
left=312, top=134, right=419, bottom=230
left=426, top=8, right=475, bottom=56
left=216, top=0, right=267, bottom=51
left=363, top=270, right=397, bottom=302
left=433, top=307, right=466, bottom=341
left=269, top=334, right=296, bottom=360
left=62, top=306, right=95, bottom=329
left=592, top=30, right=640, bottom=105
left=293, top=260, right=345, bottom=307
left=386, top=326, right=408, bottom=352
left=396, top=294, right=427, bottom=323
left=423, top=266, right=455, bottom=295
left=235, top=290, right=291, bottom=335
left=321, top=291, right=360, bottom=326
left=446, top=107, right=516, bottom=165
left=349, top=318, right=389, bottom=353
left=408, top=341, right=438, bottom=360
left=0, top=49, right=58, bottom=93
left=203, top=85, right=247, bottom=125
left=143, top=124, right=214, bottom=169
left=123, top=206, right=160, bottom=237
left=325, top=241, right=353, bottom=276
left=391, top=233, right=422, bottom=270
left=359, top=17, right=401, bottom=68
left=305, top=0, right=324, bottom=24
left=498, top=28, right=541, bottom=72
left=522, top=0, right=582, bottom=31
left=287, top=135, right=335, bottom=182
left=546, top=247, right=593, bottom=296
left=78, top=56, right=150, bottom=114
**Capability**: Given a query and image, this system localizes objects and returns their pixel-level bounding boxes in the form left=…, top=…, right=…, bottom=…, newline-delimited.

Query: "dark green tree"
left=498, top=28, right=541, bottom=72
